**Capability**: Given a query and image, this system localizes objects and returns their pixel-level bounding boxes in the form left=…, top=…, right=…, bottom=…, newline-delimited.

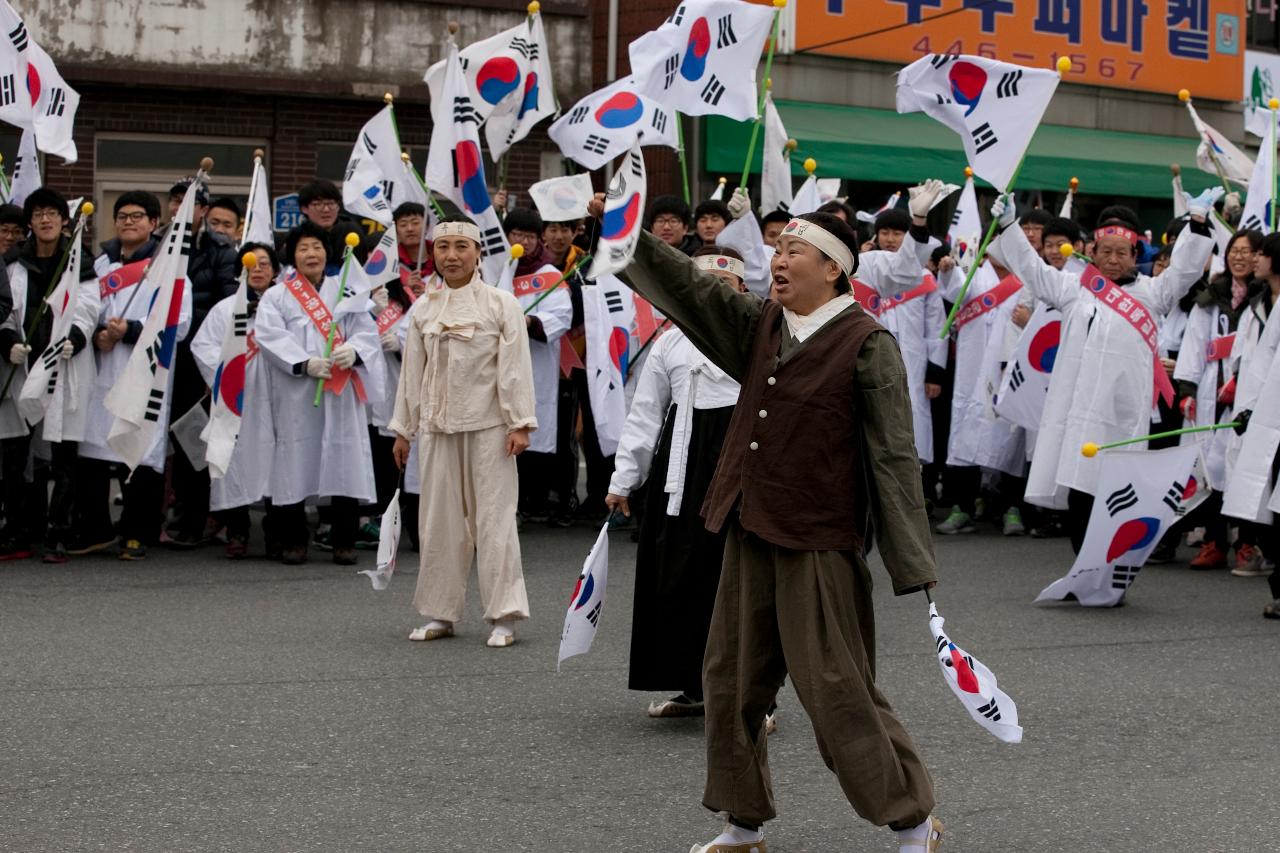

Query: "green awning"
left=704, top=101, right=1222, bottom=199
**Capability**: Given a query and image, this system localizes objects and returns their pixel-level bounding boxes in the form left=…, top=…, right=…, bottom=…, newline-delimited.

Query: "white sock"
left=489, top=621, right=514, bottom=638
left=895, top=816, right=933, bottom=844
left=425, top=619, right=451, bottom=632
left=710, top=823, right=763, bottom=844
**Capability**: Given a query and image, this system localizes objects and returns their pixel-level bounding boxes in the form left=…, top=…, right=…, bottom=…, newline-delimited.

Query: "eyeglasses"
left=307, top=200, right=340, bottom=211
left=652, top=215, right=684, bottom=228
left=1227, top=248, right=1255, bottom=258
left=115, top=211, right=150, bottom=223
left=31, top=209, right=63, bottom=222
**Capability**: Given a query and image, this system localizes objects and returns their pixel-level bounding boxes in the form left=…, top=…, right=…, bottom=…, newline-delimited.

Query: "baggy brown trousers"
left=701, top=521, right=935, bottom=830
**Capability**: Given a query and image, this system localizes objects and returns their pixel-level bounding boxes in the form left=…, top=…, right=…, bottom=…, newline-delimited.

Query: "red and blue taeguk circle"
left=594, top=91, right=645, bottom=129
left=1028, top=320, right=1061, bottom=373
left=680, top=17, right=711, bottom=82
left=476, top=57, right=521, bottom=105
left=1106, top=517, right=1161, bottom=563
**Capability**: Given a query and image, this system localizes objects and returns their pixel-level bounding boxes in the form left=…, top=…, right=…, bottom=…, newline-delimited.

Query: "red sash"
left=281, top=272, right=367, bottom=402
left=953, top=274, right=1022, bottom=330
left=99, top=259, right=149, bottom=299
left=246, top=330, right=260, bottom=363
left=1078, top=264, right=1175, bottom=407
left=852, top=275, right=938, bottom=318
left=513, top=271, right=566, bottom=301
left=1205, top=333, right=1235, bottom=362
left=376, top=303, right=405, bottom=335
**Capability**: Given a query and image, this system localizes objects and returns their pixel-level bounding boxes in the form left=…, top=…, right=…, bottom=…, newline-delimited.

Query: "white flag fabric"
left=359, top=488, right=402, bottom=591
left=200, top=271, right=250, bottom=480
left=343, top=107, right=399, bottom=226
left=896, top=55, right=1059, bottom=193
left=817, top=178, right=841, bottom=205
left=628, top=0, right=776, bottom=121
left=584, top=275, right=634, bottom=457
left=363, top=222, right=400, bottom=288
left=855, top=191, right=902, bottom=224
left=760, top=92, right=793, bottom=215
left=995, top=305, right=1061, bottom=431
left=947, top=176, right=981, bottom=260
left=709, top=178, right=726, bottom=201
left=5, top=127, right=39, bottom=206
left=549, top=76, right=679, bottom=171
left=424, top=13, right=557, bottom=160
left=425, top=41, right=511, bottom=283
left=1185, top=100, right=1254, bottom=185
left=717, top=212, right=774, bottom=299
left=1036, top=444, right=1201, bottom=608
left=528, top=173, right=595, bottom=222
left=788, top=174, right=820, bottom=216
left=1172, top=171, right=1189, bottom=217
left=1058, top=188, right=1074, bottom=219
left=242, top=158, right=274, bottom=247
left=0, top=2, right=79, bottom=163
left=557, top=522, right=610, bottom=670
left=928, top=602, right=1023, bottom=744
left=104, top=182, right=198, bottom=470
left=588, top=142, right=647, bottom=280
left=1239, top=113, right=1275, bottom=234
left=16, top=214, right=86, bottom=433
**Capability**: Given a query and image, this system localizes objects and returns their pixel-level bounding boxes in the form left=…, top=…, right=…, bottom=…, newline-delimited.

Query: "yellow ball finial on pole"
left=1177, top=88, right=1191, bottom=102
left=81, top=201, right=95, bottom=217
left=803, top=157, right=817, bottom=174
left=1056, top=56, right=1071, bottom=75
left=527, top=0, right=540, bottom=13
left=344, top=232, right=361, bottom=249
left=384, top=92, right=394, bottom=105
left=253, top=148, right=265, bottom=161
left=1059, top=243, right=1074, bottom=259
left=773, top=0, right=787, bottom=8
left=510, top=243, right=525, bottom=260
left=1081, top=442, right=1099, bottom=458
left=784, top=138, right=797, bottom=152
left=448, top=20, right=459, bottom=35
left=1270, top=97, right=1279, bottom=111
left=242, top=251, right=259, bottom=270
left=200, top=156, right=215, bottom=173
left=1069, top=176, right=1079, bottom=190
left=963, top=166, right=973, bottom=178
left=401, top=151, right=411, bottom=163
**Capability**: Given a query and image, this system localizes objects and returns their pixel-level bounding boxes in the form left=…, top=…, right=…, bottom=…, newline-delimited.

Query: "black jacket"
left=186, top=228, right=238, bottom=335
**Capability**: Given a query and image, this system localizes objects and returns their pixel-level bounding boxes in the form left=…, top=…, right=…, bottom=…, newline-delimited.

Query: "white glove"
left=59, top=339, right=74, bottom=360
left=331, top=343, right=357, bottom=370
left=305, top=357, right=332, bottom=379
left=1223, top=191, right=1242, bottom=219
left=371, top=287, right=390, bottom=312
left=380, top=330, right=401, bottom=353
left=908, top=178, right=945, bottom=218
left=8, top=343, right=29, bottom=365
left=1183, top=186, right=1225, bottom=219
left=727, top=187, right=750, bottom=220
left=991, top=194, right=1016, bottom=229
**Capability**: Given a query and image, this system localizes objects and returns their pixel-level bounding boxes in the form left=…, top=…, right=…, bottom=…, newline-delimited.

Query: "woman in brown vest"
left=587, top=198, right=942, bottom=853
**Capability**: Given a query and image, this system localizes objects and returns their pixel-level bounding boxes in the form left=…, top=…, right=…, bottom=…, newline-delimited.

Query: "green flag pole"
left=1082, top=422, right=1241, bottom=457
left=313, top=238, right=359, bottom=407
left=738, top=2, right=785, bottom=191
left=676, top=113, right=691, bottom=204
left=522, top=253, right=593, bottom=315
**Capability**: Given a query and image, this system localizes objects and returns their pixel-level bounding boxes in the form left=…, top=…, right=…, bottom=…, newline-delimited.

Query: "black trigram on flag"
left=509, top=37, right=537, bottom=61
left=1008, top=362, right=1025, bottom=392
left=0, top=74, right=13, bottom=107
left=668, top=4, right=686, bottom=26
left=362, top=132, right=378, bottom=154
left=1106, top=483, right=1139, bottom=516
left=344, top=158, right=358, bottom=183
left=1111, top=565, right=1141, bottom=590
left=379, top=178, right=396, bottom=204
left=452, top=97, right=478, bottom=125
left=582, top=134, right=610, bottom=156
left=934, top=92, right=953, bottom=107
left=627, top=150, right=644, bottom=178
left=949, top=205, right=962, bottom=226
left=143, top=388, right=165, bottom=423
left=700, top=75, right=726, bottom=106
left=975, top=698, right=1003, bottom=722
left=971, top=122, right=998, bottom=154
left=585, top=600, right=602, bottom=627
left=45, top=365, right=59, bottom=394
left=996, top=69, right=1022, bottom=99
left=44, top=87, right=66, bottom=118
left=479, top=225, right=506, bottom=257
left=175, top=228, right=196, bottom=258
left=233, top=311, right=248, bottom=338
left=662, top=55, right=679, bottom=90
left=929, top=53, right=957, bottom=69
left=651, top=108, right=669, bottom=135
left=8, top=21, right=27, bottom=52
left=1162, top=481, right=1187, bottom=515
left=605, top=289, right=626, bottom=314
left=716, top=15, right=737, bottom=49
left=567, top=104, right=589, bottom=126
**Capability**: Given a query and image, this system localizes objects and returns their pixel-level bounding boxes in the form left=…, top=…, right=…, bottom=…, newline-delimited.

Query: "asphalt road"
left=2, top=520, right=1276, bottom=852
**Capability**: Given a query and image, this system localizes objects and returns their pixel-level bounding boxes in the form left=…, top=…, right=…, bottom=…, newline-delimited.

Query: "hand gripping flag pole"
left=738, top=0, right=787, bottom=193
left=313, top=231, right=362, bottom=407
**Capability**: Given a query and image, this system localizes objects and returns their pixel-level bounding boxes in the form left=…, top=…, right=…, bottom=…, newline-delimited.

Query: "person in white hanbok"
left=390, top=217, right=537, bottom=649
left=990, top=193, right=1216, bottom=552
left=79, top=191, right=189, bottom=561
left=605, top=245, right=751, bottom=719
left=254, top=221, right=383, bottom=566
left=0, top=189, right=99, bottom=562
left=189, top=242, right=279, bottom=559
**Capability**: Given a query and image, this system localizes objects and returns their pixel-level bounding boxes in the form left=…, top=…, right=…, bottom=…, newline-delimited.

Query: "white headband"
left=431, top=221, right=482, bottom=243
left=780, top=218, right=855, bottom=276
left=693, top=254, right=746, bottom=280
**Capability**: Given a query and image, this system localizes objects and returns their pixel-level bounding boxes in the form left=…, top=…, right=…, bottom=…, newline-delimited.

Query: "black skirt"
left=627, top=403, right=735, bottom=696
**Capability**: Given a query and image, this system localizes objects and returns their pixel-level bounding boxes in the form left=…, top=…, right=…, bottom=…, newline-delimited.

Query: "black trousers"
left=272, top=497, right=359, bottom=550
left=0, top=434, right=39, bottom=544
left=369, top=427, right=399, bottom=516
left=77, top=458, right=166, bottom=544
left=1066, top=488, right=1094, bottom=555
left=517, top=450, right=556, bottom=515
left=552, top=367, right=614, bottom=516
left=168, top=344, right=210, bottom=538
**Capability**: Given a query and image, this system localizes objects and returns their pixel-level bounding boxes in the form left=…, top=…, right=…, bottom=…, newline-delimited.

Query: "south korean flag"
left=588, top=142, right=647, bottom=280
left=628, top=0, right=775, bottom=121
left=928, top=602, right=1022, bottom=744
left=896, top=55, right=1060, bottom=192
left=0, top=0, right=80, bottom=163
left=549, top=77, right=680, bottom=171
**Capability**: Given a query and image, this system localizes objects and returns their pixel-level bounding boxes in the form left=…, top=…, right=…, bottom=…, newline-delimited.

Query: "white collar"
left=783, top=293, right=856, bottom=343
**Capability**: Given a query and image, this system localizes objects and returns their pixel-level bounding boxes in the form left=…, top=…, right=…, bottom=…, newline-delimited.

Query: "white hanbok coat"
left=189, top=293, right=276, bottom=511
left=876, top=287, right=946, bottom=464
left=83, top=252, right=193, bottom=472
left=993, top=222, right=1213, bottom=507
left=254, top=275, right=382, bottom=506
left=511, top=263, right=572, bottom=454
left=1223, top=294, right=1280, bottom=522
left=1173, top=299, right=1238, bottom=488
left=938, top=262, right=1024, bottom=475
left=0, top=264, right=100, bottom=441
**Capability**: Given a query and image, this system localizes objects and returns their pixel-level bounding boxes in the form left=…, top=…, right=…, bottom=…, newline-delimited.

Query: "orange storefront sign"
left=790, top=0, right=1245, bottom=102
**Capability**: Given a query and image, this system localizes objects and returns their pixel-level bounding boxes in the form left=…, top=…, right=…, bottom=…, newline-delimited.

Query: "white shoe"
left=408, top=621, right=453, bottom=641
left=898, top=816, right=943, bottom=851
left=486, top=623, right=516, bottom=648
left=647, top=694, right=705, bottom=717
left=689, top=821, right=766, bottom=853
left=764, top=711, right=778, bottom=735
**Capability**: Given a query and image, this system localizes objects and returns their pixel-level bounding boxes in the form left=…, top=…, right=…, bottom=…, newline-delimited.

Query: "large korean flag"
left=549, top=77, right=679, bottom=171
left=629, top=0, right=775, bottom=121
left=0, top=1, right=80, bottom=163
left=1036, top=444, right=1201, bottom=608
left=896, top=55, right=1059, bottom=193
left=588, top=142, right=646, bottom=280
left=995, top=305, right=1061, bottom=432
left=584, top=275, right=635, bottom=457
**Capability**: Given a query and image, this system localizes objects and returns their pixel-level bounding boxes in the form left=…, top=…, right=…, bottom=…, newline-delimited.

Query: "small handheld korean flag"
left=1184, top=98, right=1254, bottom=185
left=896, top=55, right=1060, bottom=192
left=5, top=127, right=39, bottom=206
left=1037, top=444, right=1201, bottom=608
left=359, top=488, right=402, bottom=591
left=242, top=155, right=274, bottom=246
left=557, top=522, right=610, bottom=670
left=760, top=92, right=793, bottom=215
left=549, top=77, right=679, bottom=171
left=588, top=142, right=647, bottom=280
left=104, top=179, right=198, bottom=470
left=947, top=174, right=981, bottom=263
left=628, top=0, right=775, bottom=121
left=343, top=109, right=397, bottom=227
left=528, top=173, right=595, bottom=222
left=929, top=601, right=1022, bottom=744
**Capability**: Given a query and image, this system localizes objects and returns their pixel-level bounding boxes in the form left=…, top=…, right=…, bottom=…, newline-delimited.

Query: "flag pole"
left=676, top=112, right=691, bottom=204
left=1180, top=90, right=1236, bottom=196
left=738, top=0, right=786, bottom=191
left=313, top=233, right=361, bottom=407
left=1081, top=422, right=1241, bottom=456
left=1270, top=97, right=1278, bottom=233
left=240, top=150, right=265, bottom=250
left=522, top=252, right=593, bottom=315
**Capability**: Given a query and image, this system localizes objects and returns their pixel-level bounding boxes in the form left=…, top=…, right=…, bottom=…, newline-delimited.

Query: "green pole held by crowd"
left=519, top=248, right=593, bottom=316
left=313, top=232, right=361, bottom=408
left=1081, top=422, right=1241, bottom=457
left=676, top=114, right=691, bottom=205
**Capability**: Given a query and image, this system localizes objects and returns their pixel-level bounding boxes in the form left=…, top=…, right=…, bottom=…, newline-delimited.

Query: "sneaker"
left=549, top=513, right=573, bottom=529
left=0, top=540, right=34, bottom=561
left=1231, top=544, right=1271, bottom=577
left=354, top=521, right=380, bottom=551
left=647, top=694, right=705, bottom=718
left=935, top=507, right=976, bottom=535
left=1264, top=599, right=1280, bottom=620
left=224, top=536, right=249, bottom=560
left=332, top=547, right=358, bottom=566
left=118, top=539, right=147, bottom=561
left=66, top=536, right=116, bottom=556
left=1002, top=507, right=1026, bottom=537
left=42, top=542, right=68, bottom=564
left=1189, top=541, right=1228, bottom=570
left=312, top=526, right=333, bottom=552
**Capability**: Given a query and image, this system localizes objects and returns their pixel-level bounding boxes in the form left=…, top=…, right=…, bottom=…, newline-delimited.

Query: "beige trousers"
left=702, top=520, right=934, bottom=830
left=413, top=425, right=530, bottom=624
